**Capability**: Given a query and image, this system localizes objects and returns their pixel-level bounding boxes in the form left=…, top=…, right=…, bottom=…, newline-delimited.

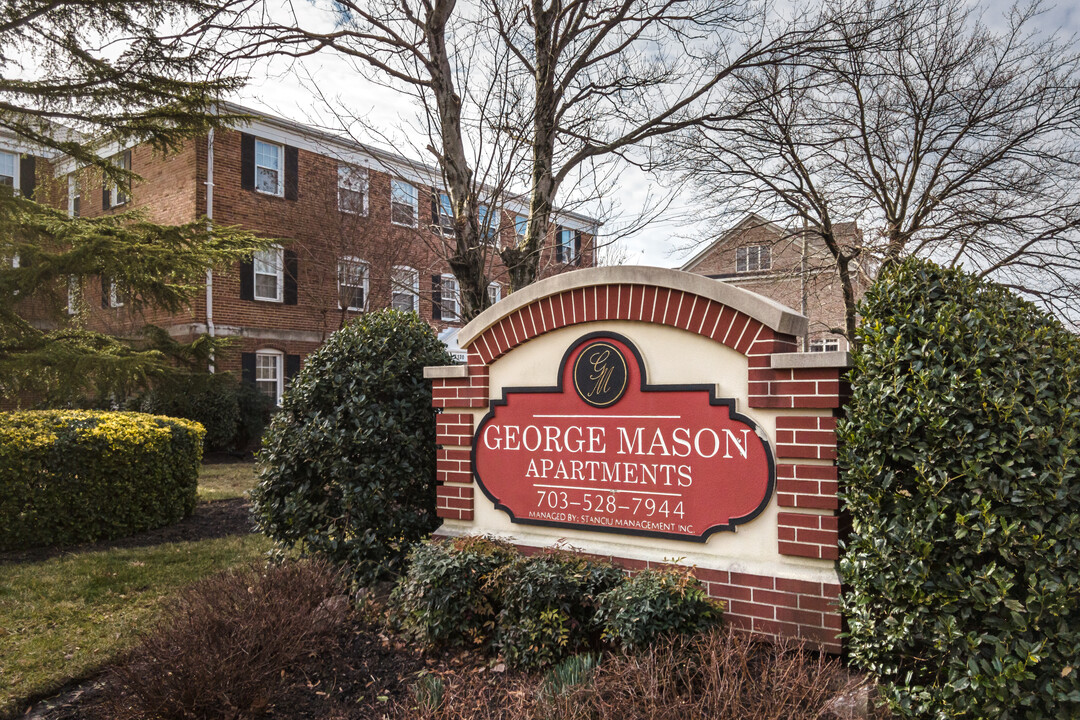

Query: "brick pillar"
left=425, top=351, right=489, bottom=522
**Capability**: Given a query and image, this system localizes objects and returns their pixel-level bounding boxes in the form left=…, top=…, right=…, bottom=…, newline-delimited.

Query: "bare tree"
left=202, top=0, right=527, bottom=321
left=670, top=0, right=1080, bottom=338
left=199, top=0, right=828, bottom=316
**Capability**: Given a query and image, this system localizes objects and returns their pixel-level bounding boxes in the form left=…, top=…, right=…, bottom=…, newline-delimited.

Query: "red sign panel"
left=471, top=333, right=775, bottom=541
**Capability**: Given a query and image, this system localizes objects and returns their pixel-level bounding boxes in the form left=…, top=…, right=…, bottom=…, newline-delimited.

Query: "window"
left=253, top=245, right=284, bottom=302
left=390, top=265, right=418, bottom=312
left=557, top=228, right=575, bottom=264
left=109, top=279, right=125, bottom=308
left=0, top=151, right=16, bottom=189
left=515, top=215, right=527, bottom=243
left=255, top=139, right=283, bottom=196
left=478, top=204, right=497, bottom=244
left=809, top=338, right=841, bottom=352
left=338, top=164, right=368, bottom=214
left=108, top=150, right=131, bottom=206
left=433, top=192, right=454, bottom=234
left=67, top=276, right=79, bottom=315
left=337, top=256, right=369, bottom=311
left=487, top=281, right=502, bottom=306
left=68, top=173, right=80, bottom=217
left=736, top=245, right=771, bottom=273
left=391, top=179, right=418, bottom=227
left=255, top=350, right=284, bottom=403
left=440, top=273, right=460, bottom=321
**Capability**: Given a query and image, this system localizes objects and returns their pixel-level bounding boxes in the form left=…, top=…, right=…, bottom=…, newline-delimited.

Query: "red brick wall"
left=53, top=125, right=594, bottom=377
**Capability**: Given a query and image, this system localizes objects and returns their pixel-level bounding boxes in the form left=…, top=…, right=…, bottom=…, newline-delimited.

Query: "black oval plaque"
left=572, top=340, right=628, bottom=408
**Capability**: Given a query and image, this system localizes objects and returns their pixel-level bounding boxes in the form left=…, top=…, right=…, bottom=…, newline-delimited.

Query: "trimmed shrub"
left=101, top=560, right=346, bottom=720
left=130, top=372, right=274, bottom=451
left=251, top=310, right=452, bottom=585
left=491, top=550, right=624, bottom=669
left=596, top=566, right=722, bottom=648
left=392, top=536, right=520, bottom=648
left=839, top=258, right=1080, bottom=719
left=0, top=410, right=204, bottom=551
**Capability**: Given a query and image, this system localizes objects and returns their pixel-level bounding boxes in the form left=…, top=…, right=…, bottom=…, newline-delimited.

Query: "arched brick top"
left=459, top=267, right=808, bottom=366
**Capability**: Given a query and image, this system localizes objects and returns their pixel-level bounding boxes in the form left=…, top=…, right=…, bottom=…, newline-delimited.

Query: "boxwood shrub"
left=839, top=258, right=1080, bottom=719
left=490, top=550, right=625, bottom=669
left=0, top=410, right=204, bottom=551
left=251, top=310, right=452, bottom=586
left=391, top=536, right=519, bottom=648
left=596, top=566, right=722, bottom=648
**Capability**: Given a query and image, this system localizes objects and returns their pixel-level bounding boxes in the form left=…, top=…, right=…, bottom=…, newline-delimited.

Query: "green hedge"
left=0, top=411, right=205, bottom=551
left=393, top=537, right=724, bottom=669
left=839, top=259, right=1080, bottom=719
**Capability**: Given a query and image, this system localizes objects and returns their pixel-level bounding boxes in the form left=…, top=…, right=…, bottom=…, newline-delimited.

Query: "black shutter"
left=284, top=146, right=298, bottom=200
left=431, top=275, right=442, bottom=321
left=241, top=353, right=256, bottom=386
left=431, top=193, right=439, bottom=229
left=283, top=250, right=298, bottom=305
left=285, top=354, right=301, bottom=386
left=555, top=225, right=565, bottom=263
left=574, top=230, right=583, bottom=266
left=19, top=156, right=35, bottom=200
left=102, top=182, right=111, bottom=211
left=240, top=133, right=255, bottom=191
left=239, top=258, right=254, bottom=301
left=121, top=149, right=132, bottom=202
left=101, top=277, right=109, bottom=308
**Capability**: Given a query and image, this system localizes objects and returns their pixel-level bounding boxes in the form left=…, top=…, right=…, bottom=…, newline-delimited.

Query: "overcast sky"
left=227, top=1, right=1080, bottom=269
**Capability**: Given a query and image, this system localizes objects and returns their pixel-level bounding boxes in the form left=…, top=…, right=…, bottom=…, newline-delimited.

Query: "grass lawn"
left=0, top=462, right=267, bottom=717
left=197, top=461, right=259, bottom=501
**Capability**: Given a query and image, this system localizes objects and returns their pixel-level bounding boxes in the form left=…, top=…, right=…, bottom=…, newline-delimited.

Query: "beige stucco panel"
left=444, top=320, right=838, bottom=584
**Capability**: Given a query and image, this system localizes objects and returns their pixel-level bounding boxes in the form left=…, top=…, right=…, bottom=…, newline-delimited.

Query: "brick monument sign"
left=424, top=267, right=850, bottom=652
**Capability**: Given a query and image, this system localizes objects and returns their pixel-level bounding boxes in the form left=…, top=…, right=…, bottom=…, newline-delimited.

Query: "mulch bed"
left=0, top=498, right=255, bottom=566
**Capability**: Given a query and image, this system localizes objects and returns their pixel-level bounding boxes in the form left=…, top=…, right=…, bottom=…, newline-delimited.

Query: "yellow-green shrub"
left=0, top=411, right=204, bottom=551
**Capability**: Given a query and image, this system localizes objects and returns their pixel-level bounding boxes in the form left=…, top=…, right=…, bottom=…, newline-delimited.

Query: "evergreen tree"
left=0, top=0, right=265, bottom=404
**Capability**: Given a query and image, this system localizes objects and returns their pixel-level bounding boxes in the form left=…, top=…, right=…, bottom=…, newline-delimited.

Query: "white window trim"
left=109, top=279, right=124, bottom=308
left=337, top=256, right=369, bottom=311
left=254, top=245, right=284, bottom=303
left=391, top=264, right=419, bottom=312
left=337, top=164, right=368, bottom=215
left=255, top=139, right=285, bottom=197
left=809, top=338, right=842, bottom=353
left=67, top=173, right=80, bottom=217
left=736, top=245, right=771, bottom=273
left=391, top=179, right=418, bottom=228
left=67, top=277, right=78, bottom=315
left=0, top=150, right=20, bottom=192
left=434, top=192, right=454, bottom=235
left=441, top=272, right=460, bottom=321
left=487, top=281, right=502, bottom=306
left=558, top=228, right=575, bottom=264
left=255, top=349, right=285, bottom=405
left=109, top=150, right=130, bottom=207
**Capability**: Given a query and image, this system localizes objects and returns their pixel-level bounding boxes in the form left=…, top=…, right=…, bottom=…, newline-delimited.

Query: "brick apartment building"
left=680, top=214, right=868, bottom=352
left=3, top=102, right=599, bottom=404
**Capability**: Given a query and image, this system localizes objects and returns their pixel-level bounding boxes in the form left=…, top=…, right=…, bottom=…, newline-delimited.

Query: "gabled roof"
left=679, top=213, right=788, bottom=272
left=680, top=213, right=862, bottom=272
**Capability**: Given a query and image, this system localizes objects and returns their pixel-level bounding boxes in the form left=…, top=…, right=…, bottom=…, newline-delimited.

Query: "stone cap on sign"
left=457, top=266, right=808, bottom=348
left=771, top=351, right=852, bottom=369
left=423, top=365, right=469, bottom=379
